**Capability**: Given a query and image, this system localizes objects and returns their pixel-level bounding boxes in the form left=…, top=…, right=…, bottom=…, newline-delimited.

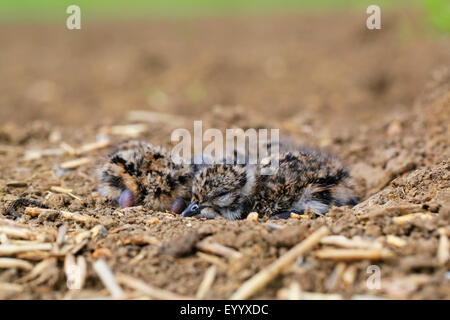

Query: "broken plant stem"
left=93, top=259, right=124, bottom=299
left=196, top=241, right=242, bottom=260
left=230, top=226, right=329, bottom=300
left=116, top=273, right=193, bottom=300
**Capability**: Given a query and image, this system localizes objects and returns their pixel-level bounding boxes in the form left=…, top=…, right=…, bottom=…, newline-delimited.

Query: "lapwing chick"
left=182, top=163, right=256, bottom=220
left=181, top=148, right=357, bottom=220
left=97, top=140, right=192, bottom=212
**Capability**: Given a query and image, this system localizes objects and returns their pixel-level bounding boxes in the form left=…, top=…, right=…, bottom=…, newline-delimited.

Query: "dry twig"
left=437, top=228, right=449, bottom=266
left=116, top=273, right=193, bottom=300
left=24, top=148, right=64, bottom=161
left=93, top=259, right=124, bottom=299
left=326, top=262, right=346, bottom=291
left=196, top=252, right=228, bottom=270
left=122, top=235, right=161, bottom=246
left=393, top=213, right=434, bottom=225
left=60, top=157, right=92, bottom=170
left=0, top=258, right=33, bottom=270
left=64, top=254, right=87, bottom=290
left=0, top=225, right=35, bottom=240
left=230, top=226, right=329, bottom=300
left=61, top=211, right=97, bottom=224
left=99, top=124, right=148, bottom=137
left=342, top=265, right=357, bottom=286
left=0, top=243, right=53, bottom=256
left=128, top=110, right=186, bottom=126
left=75, top=140, right=110, bottom=155
left=196, top=265, right=217, bottom=299
left=0, top=283, right=23, bottom=298
left=314, top=248, right=394, bottom=261
left=19, top=258, right=58, bottom=284
left=196, top=241, right=242, bottom=260
left=320, top=235, right=382, bottom=250
left=24, top=207, right=57, bottom=217
left=56, top=225, right=67, bottom=247
left=50, top=186, right=83, bottom=202
left=385, top=235, right=407, bottom=248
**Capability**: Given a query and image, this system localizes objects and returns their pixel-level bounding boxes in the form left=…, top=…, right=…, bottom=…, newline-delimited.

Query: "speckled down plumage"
left=186, top=147, right=357, bottom=220
left=97, top=140, right=193, bottom=211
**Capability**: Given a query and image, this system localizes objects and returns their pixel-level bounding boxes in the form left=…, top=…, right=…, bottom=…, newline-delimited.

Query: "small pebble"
left=386, top=120, right=403, bottom=137
left=146, top=218, right=159, bottom=225
left=246, top=212, right=259, bottom=221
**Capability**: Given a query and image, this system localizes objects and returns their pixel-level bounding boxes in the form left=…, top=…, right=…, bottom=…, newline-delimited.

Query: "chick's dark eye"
left=213, top=189, right=230, bottom=198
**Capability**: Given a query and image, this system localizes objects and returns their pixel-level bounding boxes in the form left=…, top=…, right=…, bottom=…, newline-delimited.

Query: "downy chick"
left=97, top=140, right=192, bottom=212
left=181, top=148, right=357, bottom=220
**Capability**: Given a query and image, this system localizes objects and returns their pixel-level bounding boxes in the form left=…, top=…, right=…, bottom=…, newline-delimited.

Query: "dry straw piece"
left=196, top=265, right=217, bottom=299
left=0, top=225, right=34, bottom=240
left=60, top=142, right=76, bottom=155
left=56, top=225, right=67, bottom=247
left=60, top=211, right=97, bottom=224
left=93, top=259, right=124, bottom=299
left=326, top=262, right=346, bottom=291
left=196, top=241, right=242, bottom=260
left=230, top=226, right=329, bottom=300
left=24, top=207, right=58, bottom=218
left=60, top=157, right=92, bottom=170
left=0, top=283, right=23, bottom=296
left=50, top=186, right=83, bottom=202
left=392, top=213, right=434, bottom=225
left=75, top=140, right=110, bottom=155
left=196, top=252, right=228, bottom=270
left=128, top=110, right=186, bottom=126
left=437, top=228, right=449, bottom=266
left=116, top=273, right=193, bottom=300
left=320, top=235, right=382, bottom=250
left=386, top=235, right=407, bottom=248
left=64, top=254, right=87, bottom=290
left=342, top=265, right=357, bottom=286
left=23, top=148, right=65, bottom=161
left=0, top=258, right=33, bottom=270
left=19, top=258, right=57, bottom=283
left=0, top=243, right=53, bottom=256
left=121, top=235, right=161, bottom=246
left=50, top=186, right=73, bottom=194
left=24, top=207, right=97, bottom=224
left=314, top=248, right=394, bottom=261
left=100, top=124, right=148, bottom=137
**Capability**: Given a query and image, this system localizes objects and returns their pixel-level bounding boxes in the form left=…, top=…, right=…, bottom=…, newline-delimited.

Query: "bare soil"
left=0, top=11, right=449, bottom=299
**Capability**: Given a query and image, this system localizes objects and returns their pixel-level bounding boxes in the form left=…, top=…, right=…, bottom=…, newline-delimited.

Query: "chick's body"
left=98, top=140, right=192, bottom=211
left=253, top=149, right=356, bottom=218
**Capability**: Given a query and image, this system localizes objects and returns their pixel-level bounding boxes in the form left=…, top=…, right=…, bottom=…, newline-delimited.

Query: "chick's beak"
left=181, top=201, right=200, bottom=217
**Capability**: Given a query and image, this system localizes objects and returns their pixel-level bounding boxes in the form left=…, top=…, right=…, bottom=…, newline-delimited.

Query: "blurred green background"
left=0, top=0, right=448, bottom=32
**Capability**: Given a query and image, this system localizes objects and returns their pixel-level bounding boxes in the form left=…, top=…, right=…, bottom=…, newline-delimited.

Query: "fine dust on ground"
left=0, top=11, right=449, bottom=299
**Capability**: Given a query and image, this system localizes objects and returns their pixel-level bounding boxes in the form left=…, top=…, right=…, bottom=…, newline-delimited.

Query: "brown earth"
left=0, top=10, right=449, bottom=299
